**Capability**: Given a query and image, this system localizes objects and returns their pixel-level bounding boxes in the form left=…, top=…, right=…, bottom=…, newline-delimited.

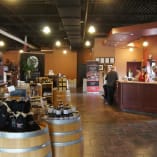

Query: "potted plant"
left=22, top=61, right=35, bottom=81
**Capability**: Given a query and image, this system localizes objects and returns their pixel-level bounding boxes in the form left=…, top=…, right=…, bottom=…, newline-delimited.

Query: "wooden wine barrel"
left=0, top=124, right=52, bottom=157
left=46, top=116, right=83, bottom=157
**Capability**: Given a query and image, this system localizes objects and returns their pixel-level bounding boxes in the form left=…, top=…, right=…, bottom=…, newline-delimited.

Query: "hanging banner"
left=20, top=52, right=45, bottom=81
left=86, top=60, right=99, bottom=92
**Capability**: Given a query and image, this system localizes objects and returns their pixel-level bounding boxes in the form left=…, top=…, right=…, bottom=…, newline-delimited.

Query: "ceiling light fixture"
left=129, top=47, right=134, bottom=52
left=142, top=41, right=149, bottom=47
left=63, top=49, right=67, bottom=54
left=127, top=42, right=135, bottom=47
left=88, top=25, right=96, bottom=34
left=19, top=49, right=24, bottom=53
left=42, top=26, right=51, bottom=34
left=55, top=40, right=61, bottom=47
left=85, top=40, right=91, bottom=47
left=0, top=40, right=5, bottom=47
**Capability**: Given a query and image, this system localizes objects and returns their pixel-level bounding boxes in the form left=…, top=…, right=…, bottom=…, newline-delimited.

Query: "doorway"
left=126, top=61, right=142, bottom=77
left=77, top=64, right=86, bottom=88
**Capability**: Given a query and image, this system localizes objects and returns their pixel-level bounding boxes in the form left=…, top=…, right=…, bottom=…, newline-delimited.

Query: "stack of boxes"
left=58, top=76, right=67, bottom=91
left=53, top=76, right=67, bottom=106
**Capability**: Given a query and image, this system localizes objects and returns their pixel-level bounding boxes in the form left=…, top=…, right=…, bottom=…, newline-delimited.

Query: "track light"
left=85, top=40, right=91, bottom=47
left=0, top=40, right=5, bottom=47
left=55, top=40, right=61, bottom=47
left=88, top=25, right=96, bottom=34
left=42, top=26, right=51, bottom=34
left=142, top=41, right=149, bottom=47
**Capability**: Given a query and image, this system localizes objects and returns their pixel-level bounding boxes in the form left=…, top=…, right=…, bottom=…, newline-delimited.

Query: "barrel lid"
left=42, top=113, right=80, bottom=125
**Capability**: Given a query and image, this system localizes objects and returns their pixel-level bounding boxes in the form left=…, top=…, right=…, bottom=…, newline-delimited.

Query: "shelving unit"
left=5, top=72, right=12, bottom=85
left=39, top=83, right=53, bottom=104
left=0, top=83, right=6, bottom=100
left=29, top=83, right=40, bottom=98
left=58, top=76, right=67, bottom=91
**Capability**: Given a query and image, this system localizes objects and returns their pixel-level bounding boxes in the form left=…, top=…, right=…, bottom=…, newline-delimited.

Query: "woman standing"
left=138, top=66, right=150, bottom=82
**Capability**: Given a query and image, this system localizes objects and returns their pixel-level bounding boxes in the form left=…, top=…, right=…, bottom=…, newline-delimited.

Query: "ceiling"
left=0, top=0, right=157, bottom=51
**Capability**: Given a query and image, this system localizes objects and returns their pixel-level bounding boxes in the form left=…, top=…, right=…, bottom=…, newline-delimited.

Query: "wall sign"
left=105, top=57, right=110, bottom=64
left=20, top=52, right=45, bottom=81
left=110, top=57, right=115, bottom=64
left=86, top=61, right=99, bottom=92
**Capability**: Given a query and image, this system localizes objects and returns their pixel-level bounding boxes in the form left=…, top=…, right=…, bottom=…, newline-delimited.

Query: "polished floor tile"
left=70, top=90, right=157, bottom=157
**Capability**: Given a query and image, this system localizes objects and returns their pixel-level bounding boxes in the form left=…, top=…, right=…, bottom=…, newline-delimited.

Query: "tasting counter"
left=116, top=80, right=157, bottom=114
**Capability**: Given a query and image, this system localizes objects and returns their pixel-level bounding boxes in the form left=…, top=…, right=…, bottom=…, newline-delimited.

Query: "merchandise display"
left=0, top=100, right=40, bottom=132
left=57, top=75, right=67, bottom=91
left=0, top=123, right=52, bottom=157
left=53, top=89, right=66, bottom=106
left=43, top=103, right=83, bottom=157
left=44, top=103, right=79, bottom=120
left=0, top=76, right=82, bottom=157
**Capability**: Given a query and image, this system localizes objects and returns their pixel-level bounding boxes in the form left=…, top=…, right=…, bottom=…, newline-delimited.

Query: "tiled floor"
left=70, top=90, right=157, bottom=157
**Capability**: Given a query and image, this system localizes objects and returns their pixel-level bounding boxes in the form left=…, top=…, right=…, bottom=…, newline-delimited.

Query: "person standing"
left=138, top=66, right=150, bottom=82
left=105, top=66, right=118, bottom=105
left=103, top=66, right=111, bottom=101
left=134, top=67, right=141, bottom=80
left=152, top=65, right=157, bottom=80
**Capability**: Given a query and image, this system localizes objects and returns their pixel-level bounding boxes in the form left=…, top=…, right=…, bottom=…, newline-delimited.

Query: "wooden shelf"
left=39, top=83, right=53, bottom=104
left=43, top=95, right=52, bottom=98
left=41, top=83, right=53, bottom=85
left=30, top=96, right=41, bottom=99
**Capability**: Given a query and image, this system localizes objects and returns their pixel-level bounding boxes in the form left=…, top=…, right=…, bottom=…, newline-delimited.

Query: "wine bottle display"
left=47, top=103, right=79, bottom=120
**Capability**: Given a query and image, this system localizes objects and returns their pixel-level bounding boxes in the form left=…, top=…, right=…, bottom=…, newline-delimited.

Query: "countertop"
left=118, top=80, right=157, bottom=84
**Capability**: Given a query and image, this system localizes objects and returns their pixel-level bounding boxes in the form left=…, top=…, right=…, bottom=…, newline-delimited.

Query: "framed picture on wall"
left=100, top=58, right=105, bottom=64
left=20, top=52, right=45, bottom=81
left=96, top=57, right=100, bottom=62
left=98, top=64, right=104, bottom=71
left=110, top=57, right=115, bottom=64
left=105, top=57, right=110, bottom=64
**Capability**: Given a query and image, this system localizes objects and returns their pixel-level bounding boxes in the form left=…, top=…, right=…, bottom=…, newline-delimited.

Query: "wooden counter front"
left=116, top=81, right=157, bottom=114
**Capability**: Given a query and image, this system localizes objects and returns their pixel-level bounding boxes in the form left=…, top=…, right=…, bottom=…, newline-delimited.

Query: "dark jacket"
left=105, top=70, right=118, bottom=87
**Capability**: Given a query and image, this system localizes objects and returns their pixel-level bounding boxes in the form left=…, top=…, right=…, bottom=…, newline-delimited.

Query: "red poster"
left=86, top=61, right=99, bottom=92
